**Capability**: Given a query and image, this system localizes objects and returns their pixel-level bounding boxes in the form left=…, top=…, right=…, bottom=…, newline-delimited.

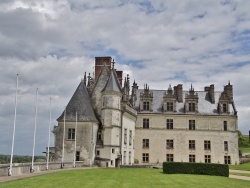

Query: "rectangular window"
left=189, top=154, right=195, bottom=163
left=189, top=140, right=195, bottom=149
left=123, top=151, right=126, bottom=165
left=223, top=103, right=227, bottom=112
left=166, top=119, right=173, bottom=129
left=129, top=130, right=132, bottom=145
left=167, top=102, right=173, bottom=111
left=143, top=139, right=149, bottom=148
left=124, top=129, right=127, bottom=144
left=112, top=148, right=115, bottom=154
left=166, top=139, right=174, bottom=149
left=76, top=151, right=80, bottom=161
left=143, top=101, right=149, bottom=110
left=224, top=121, right=227, bottom=131
left=189, top=103, right=195, bottom=112
left=224, top=156, right=231, bottom=164
left=96, top=150, right=100, bottom=156
left=166, top=154, right=174, bottom=162
left=129, top=152, right=131, bottom=164
left=68, top=128, right=75, bottom=140
left=142, top=153, right=149, bottom=163
left=189, top=120, right=195, bottom=130
left=205, top=155, right=211, bottom=163
left=224, top=141, right=228, bottom=151
left=143, top=118, right=149, bottom=129
left=204, top=140, right=211, bottom=150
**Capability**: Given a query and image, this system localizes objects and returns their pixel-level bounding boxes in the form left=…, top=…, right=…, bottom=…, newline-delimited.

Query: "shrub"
left=163, top=162, right=229, bottom=177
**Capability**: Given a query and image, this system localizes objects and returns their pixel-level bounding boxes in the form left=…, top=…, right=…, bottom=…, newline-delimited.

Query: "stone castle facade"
left=53, top=56, right=239, bottom=167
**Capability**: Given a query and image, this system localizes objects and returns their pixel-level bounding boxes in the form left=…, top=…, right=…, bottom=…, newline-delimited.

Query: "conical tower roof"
left=57, top=80, right=98, bottom=122
left=102, top=70, right=122, bottom=93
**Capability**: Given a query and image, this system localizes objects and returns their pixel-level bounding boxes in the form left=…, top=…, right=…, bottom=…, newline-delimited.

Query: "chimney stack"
left=174, top=84, right=183, bottom=102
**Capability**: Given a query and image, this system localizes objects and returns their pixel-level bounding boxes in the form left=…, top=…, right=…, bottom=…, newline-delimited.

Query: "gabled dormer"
left=185, top=84, right=199, bottom=113
left=163, top=84, right=176, bottom=112
left=139, top=84, right=153, bottom=112
left=218, top=82, right=233, bottom=114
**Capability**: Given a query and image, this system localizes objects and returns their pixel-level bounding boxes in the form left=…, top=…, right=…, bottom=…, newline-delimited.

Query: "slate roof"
left=102, top=70, right=122, bottom=92
left=135, top=89, right=235, bottom=115
left=57, top=80, right=98, bottom=122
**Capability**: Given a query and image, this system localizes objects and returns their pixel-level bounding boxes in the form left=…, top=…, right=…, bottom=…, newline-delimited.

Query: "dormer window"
left=140, top=84, right=153, bottom=112
left=189, top=103, right=195, bottom=112
left=223, top=104, right=227, bottom=113
left=143, top=101, right=149, bottom=111
left=163, top=84, right=176, bottom=112
left=185, top=84, right=199, bottom=113
left=167, top=102, right=173, bottom=111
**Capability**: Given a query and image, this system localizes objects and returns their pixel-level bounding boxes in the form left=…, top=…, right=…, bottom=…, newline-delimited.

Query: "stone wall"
left=0, top=161, right=84, bottom=177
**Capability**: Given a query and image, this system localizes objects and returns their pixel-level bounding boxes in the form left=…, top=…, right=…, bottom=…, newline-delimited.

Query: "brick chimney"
left=224, top=82, right=233, bottom=102
left=95, top=57, right=112, bottom=80
left=94, top=56, right=123, bottom=86
left=174, top=84, right=183, bottom=102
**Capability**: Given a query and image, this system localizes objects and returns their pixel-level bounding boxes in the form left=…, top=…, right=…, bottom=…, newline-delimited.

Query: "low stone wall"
left=0, top=161, right=84, bottom=177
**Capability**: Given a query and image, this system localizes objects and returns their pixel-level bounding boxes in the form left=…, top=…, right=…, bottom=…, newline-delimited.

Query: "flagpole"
left=73, top=111, right=77, bottom=168
left=9, top=74, right=18, bottom=176
left=46, top=98, right=52, bottom=170
left=61, top=106, right=66, bottom=168
left=31, top=88, right=38, bottom=173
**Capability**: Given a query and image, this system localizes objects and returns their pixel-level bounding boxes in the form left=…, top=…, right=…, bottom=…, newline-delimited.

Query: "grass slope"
left=1, top=168, right=250, bottom=188
left=230, top=162, right=250, bottom=171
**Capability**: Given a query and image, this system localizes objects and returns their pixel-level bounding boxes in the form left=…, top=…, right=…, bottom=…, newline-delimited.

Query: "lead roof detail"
left=57, top=80, right=98, bottom=122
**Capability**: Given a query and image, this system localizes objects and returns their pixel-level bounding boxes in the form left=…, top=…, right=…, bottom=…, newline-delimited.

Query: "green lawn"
left=240, top=147, right=250, bottom=154
left=230, top=162, right=250, bottom=171
left=1, top=168, right=250, bottom=188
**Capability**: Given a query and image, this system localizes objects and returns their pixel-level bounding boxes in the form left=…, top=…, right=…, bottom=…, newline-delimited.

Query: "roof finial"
left=168, top=84, right=172, bottom=90
left=83, top=72, right=87, bottom=85
left=228, top=80, right=230, bottom=85
left=112, top=58, right=115, bottom=69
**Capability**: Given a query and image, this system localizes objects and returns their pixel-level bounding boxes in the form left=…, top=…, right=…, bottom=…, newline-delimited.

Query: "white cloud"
left=0, top=0, right=250, bottom=155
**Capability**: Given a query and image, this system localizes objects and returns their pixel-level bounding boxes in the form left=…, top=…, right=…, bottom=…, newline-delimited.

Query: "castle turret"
left=98, top=66, right=123, bottom=167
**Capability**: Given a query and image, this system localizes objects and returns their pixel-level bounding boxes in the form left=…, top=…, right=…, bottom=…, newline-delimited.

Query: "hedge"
left=163, top=162, right=229, bottom=177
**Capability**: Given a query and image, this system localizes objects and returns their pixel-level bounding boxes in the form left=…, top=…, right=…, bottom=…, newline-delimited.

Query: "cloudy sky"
left=0, top=0, right=249, bottom=156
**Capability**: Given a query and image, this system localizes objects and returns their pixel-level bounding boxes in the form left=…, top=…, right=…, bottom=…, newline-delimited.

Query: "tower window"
left=68, top=128, right=75, bottom=140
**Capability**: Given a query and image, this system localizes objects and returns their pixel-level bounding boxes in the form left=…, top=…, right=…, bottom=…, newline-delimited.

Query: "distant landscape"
left=0, top=155, right=46, bottom=164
